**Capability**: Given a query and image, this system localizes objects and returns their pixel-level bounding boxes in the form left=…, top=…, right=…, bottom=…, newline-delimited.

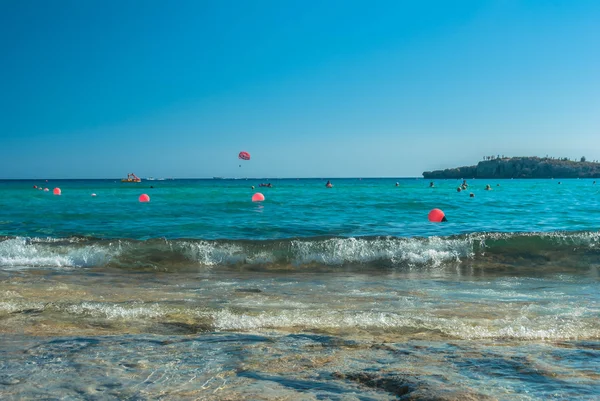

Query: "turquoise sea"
left=1, top=178, right=599, bottom=400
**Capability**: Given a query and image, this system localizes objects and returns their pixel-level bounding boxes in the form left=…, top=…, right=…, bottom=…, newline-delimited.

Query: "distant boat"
left=121, top=173, right=141, bottom=183
left=146, top=177, right=155, bottom=181
left=213, top=177, right=224, bottom=180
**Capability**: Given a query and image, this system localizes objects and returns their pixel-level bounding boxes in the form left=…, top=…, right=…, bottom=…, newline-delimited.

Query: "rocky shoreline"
left=423, top=157, right=600, bottom=179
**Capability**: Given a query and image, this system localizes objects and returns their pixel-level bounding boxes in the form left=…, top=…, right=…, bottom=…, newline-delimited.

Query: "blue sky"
left=1, top=0, right=599, bottom=178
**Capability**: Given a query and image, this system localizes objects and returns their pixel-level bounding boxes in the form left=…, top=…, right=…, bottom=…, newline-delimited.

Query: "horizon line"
left=0, top=176, right=425, bottom=181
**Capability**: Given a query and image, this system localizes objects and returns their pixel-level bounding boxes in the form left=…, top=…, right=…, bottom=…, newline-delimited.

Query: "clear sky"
left=1, top=0, right=599, bottom=178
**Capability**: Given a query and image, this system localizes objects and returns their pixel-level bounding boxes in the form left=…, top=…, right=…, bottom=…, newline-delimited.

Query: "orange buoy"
left=252, top=192, right=265, bottom=202
left=428, top=208, right=447, bottom=222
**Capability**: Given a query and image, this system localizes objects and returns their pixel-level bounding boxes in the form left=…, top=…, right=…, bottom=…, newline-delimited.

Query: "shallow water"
left=1, top=178, right=599, bottom=399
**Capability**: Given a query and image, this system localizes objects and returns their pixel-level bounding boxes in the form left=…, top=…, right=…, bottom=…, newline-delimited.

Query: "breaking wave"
left=0, top=231, right=599, bottom=271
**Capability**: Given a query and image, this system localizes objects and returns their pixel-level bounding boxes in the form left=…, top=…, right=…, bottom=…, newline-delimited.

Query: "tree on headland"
left=581, top=156, right=586, bottom=162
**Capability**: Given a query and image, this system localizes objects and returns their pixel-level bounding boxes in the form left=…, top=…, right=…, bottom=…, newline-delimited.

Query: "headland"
left=423, top=156, right=600, bottom=179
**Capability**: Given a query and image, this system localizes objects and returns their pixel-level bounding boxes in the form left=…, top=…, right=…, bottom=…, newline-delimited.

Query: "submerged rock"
left=334, top=371, right=497, bottom=401
left=235, top=288, right=263, bottom=293
left=0, top=377, right=21, bottom=385
left=343, top=372, right=412, bottom=396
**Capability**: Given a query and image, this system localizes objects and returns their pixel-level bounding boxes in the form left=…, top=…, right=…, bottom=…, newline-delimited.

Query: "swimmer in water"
left=326, top=180, right=333, bottom=188
left=485, top=184, right=491, bottom=190
left=469, top=192, right=474, bottom=197
left=457, top=187, right=462, bottom=192
left=429, top=182, right=434, bottom=188
left=395, top=182, right=399, bottom=187
left=251, top=186, right=255, bottom=189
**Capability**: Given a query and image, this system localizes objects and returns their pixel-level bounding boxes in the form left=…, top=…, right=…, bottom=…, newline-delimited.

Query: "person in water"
left=485, top=184, right=491, bottom=190
left=395, top=182, right=399, bottom=187
left=457, top=187, right=462, bottom=192
left=429, top=182, right=434, bottom=188
left=326, top=180, right=333, bottom=188
left=469, top=192, right=475, bottom=198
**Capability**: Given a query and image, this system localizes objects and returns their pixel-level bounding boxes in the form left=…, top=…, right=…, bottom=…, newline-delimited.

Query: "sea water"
left=0, top=178, right=598, bottom=400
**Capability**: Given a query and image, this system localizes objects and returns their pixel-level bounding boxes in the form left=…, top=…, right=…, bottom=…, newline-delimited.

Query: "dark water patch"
left=400, top=389, right=498, bottom=401
left=286, top=334, right=360, bottom=348
left=0, top=376, right=21, bottom=386
left=333, top=372, right=412, bottom=397
left=27, top=338, right=100, bottom=356
left=114, top=333, right=272, bottom=346
left=238, top=371, right=353, bottom=394
left=9, top=308, right=43, bottom=315
left=287, top=333, right=338, bottom=343
left=454, top=354, right=550, bottom=382
left=573, top=341, right=600, bottom=350
left=334, top=372, right=498, bottom=401
left=235, top=288, right=263, bottom=293
left=149, top=321, right=213, bottom=335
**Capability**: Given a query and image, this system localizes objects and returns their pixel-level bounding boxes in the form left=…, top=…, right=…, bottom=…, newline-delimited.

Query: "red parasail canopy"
left=238, top=151, right=250, bottom=161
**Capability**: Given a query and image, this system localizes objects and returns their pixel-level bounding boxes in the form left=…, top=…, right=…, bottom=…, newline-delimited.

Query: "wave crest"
left=0, top=231, right=598, bottom=271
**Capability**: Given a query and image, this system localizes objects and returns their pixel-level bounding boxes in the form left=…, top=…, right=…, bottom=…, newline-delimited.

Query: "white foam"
left=0, top=300, right=45, bottom=314
left=211, top=307, right=600, bottom=341
left=181, top=241, right=248, bottom=266
left=291, top=236, right=472, bottom=267
left=0, top=238, right=112, bottom=269
left=65, top=302, right=167, bottom=319
left=2, top=231, right=598, bottom=269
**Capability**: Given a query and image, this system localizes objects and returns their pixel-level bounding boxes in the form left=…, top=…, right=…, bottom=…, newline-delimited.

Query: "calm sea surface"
left=1, top=178, right=598, bottom=400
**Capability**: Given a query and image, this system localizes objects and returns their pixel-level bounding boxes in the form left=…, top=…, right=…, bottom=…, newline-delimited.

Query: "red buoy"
left=252, top=193, right=265, bottom=202
left=53, top=188, right=61, bottom=196
left=139, top=194, right=150, bottom=202
left=428, top=208, right=447, bottom=222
